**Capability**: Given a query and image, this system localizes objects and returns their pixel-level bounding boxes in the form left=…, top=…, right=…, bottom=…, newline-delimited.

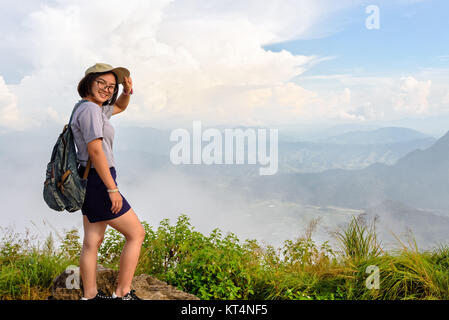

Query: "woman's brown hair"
left=77, top=71, right=119, bottom=106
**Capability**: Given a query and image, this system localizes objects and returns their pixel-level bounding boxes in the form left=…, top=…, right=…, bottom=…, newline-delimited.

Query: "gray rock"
left=48, top=264, right=200, bottom=300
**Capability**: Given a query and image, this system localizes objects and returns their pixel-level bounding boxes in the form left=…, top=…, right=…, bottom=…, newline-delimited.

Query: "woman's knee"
left=126, top=224, right=145, bottom=243
left=137, top=224, right=146, bottom=242
left=108, top=208, right=146, bottom=243
left=82, top=236, right=104, bottom=251
left=82, top=216, right=107, bottom=251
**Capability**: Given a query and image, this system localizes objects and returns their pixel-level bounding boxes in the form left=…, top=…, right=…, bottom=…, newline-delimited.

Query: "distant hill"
left=320, top=127, right=433, bottom=145
left=114, top=125, right=436, bottom=174
left=240, top=129, right=449, bottom=211
left=278, top=136, right=435, bottom=173
left=110, top=125, right=438, bottom=174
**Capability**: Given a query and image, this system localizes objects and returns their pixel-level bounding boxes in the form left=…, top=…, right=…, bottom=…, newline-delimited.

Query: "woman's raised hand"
left=123, top=76, right=133, bottom=94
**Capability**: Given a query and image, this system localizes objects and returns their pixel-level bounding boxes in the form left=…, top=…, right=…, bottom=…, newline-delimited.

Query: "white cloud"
left=393, top=76, right=432, bottom=114
left=159, top=0, right=360, bottom=43
left=3, top=0, right=361, bottom=131
left=294, top=72, right=448, bottom=123
left=0, top=76, right=31, bottom=131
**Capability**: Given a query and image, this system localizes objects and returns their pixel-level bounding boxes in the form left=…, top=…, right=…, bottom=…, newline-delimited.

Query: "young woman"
left=71, top=63, right=146, bottom=300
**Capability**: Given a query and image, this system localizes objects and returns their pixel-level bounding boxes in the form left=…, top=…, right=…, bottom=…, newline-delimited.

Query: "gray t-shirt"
left=70, top=100, right=115, bottom=168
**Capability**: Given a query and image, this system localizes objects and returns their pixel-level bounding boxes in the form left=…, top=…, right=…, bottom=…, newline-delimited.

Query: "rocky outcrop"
left=48, top=264, right=200, bottom=300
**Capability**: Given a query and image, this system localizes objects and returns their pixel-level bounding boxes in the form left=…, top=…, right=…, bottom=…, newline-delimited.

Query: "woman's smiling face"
left=90, top=72, right=117, bottom=104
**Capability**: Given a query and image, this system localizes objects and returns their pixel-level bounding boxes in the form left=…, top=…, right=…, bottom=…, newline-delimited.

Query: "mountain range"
left=237, top=129, right=449, bottom=212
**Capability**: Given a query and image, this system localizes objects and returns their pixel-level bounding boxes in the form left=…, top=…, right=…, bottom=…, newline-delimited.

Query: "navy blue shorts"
left=77, top=165, right=132, bottom=223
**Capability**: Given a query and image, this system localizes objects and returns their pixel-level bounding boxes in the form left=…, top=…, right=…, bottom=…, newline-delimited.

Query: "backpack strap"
left=83, top=158, right=92, bottom=179
left=71, top=99, right=92, bottom=179
left=69, top=99, right=89, bottom=126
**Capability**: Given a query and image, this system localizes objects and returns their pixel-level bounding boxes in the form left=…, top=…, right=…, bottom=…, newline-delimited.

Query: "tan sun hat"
left=85, top=63, right=130, bottom=84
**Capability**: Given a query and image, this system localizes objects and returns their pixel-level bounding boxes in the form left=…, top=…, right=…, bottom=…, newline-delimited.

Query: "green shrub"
left=0, top=213, right=448, bottom=300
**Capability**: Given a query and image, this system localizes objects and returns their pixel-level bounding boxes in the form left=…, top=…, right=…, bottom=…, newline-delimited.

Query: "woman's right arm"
left=87, top=138, right=123, bottom=214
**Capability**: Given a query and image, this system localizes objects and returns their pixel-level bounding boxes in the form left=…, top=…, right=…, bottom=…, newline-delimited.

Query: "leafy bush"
left=0, top=213, right=448, bottom=300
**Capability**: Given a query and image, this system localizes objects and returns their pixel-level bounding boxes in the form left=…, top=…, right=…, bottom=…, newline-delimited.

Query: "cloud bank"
left=0, top=0, right=447, bottom=132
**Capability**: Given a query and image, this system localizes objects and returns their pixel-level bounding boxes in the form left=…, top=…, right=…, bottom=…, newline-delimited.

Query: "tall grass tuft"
left=333, top=214, right=382, bottom=265
left=0, top=226, right=72, bottom=300
left=357, top=236, right=449, bottom=300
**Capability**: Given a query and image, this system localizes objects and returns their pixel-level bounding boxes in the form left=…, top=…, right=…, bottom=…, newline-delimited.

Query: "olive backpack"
left=43, top=99, right=92, bottom=212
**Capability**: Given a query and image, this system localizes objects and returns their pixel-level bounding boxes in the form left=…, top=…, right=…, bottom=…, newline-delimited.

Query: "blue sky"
left=265, top=0, right=449, bottom=77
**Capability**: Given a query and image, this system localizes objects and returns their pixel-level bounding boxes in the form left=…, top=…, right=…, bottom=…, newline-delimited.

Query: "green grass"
left=0, top=226, right=78, bottom=299
left=0, top=214, right=448, bottom=300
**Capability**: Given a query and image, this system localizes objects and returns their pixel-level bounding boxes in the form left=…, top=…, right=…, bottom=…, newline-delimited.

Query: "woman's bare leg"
left=79, top=215, right=108, bottom=299
left=106, top=208, right=146, bottom=297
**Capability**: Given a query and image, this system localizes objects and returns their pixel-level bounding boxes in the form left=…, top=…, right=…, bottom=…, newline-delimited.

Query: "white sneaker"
left=80, top=290, right=113, bottom=300
left=112, top=290, right=142, bottom=300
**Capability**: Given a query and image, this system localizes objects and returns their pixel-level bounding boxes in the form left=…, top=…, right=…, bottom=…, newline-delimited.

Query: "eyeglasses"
left=95, top=79, right=117, bottom=95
